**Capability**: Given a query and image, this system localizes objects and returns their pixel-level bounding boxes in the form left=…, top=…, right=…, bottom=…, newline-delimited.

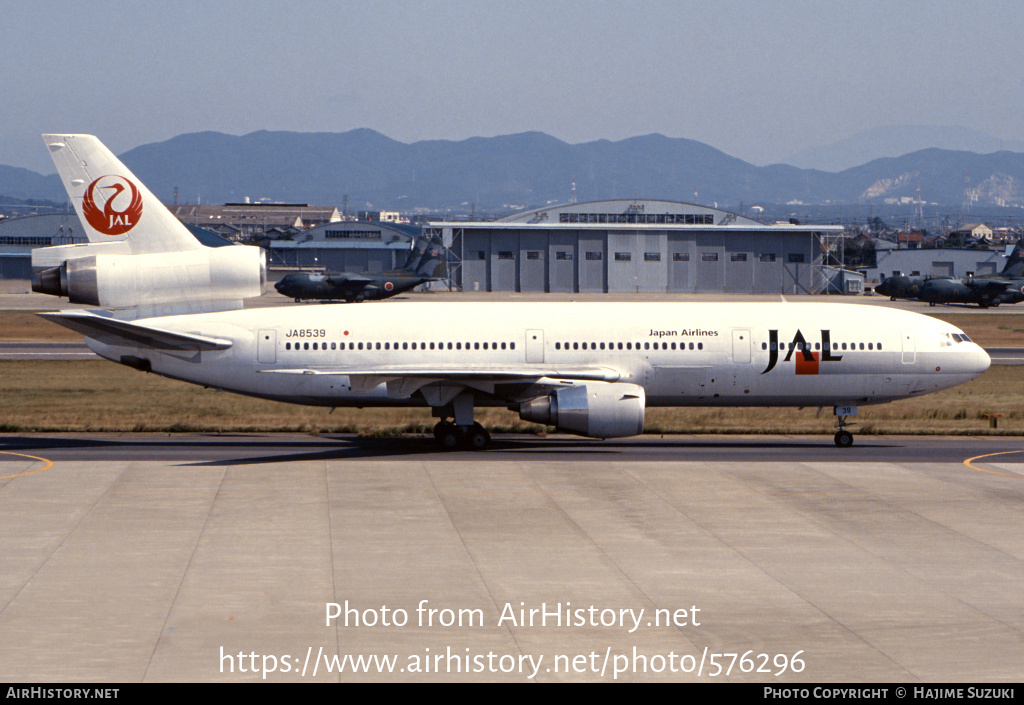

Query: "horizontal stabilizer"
left=37, top=311, right=232, bottom=351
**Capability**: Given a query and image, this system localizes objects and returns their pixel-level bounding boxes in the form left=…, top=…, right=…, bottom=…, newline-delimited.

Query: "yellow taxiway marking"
left=963, top=450, right=1024, bottom=479
left=0, top=451, right=55, bottom=479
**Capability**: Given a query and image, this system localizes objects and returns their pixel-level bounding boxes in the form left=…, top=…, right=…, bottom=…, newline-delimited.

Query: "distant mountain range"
left=785, top=125, right=1024, bottom=172
left=3, top=129, right=1024, bottom=212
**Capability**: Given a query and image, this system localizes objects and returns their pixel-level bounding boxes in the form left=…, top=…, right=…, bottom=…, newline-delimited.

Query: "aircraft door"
left=732, top=329, right=751, bottom=364
left=901, top=330, right=916, bottom=364
left=526, top=330, right=544, bottom=363
left=258, top=329, right=277, bottom=364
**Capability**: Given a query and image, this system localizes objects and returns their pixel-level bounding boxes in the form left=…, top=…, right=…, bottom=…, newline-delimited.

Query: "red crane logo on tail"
left=82, top=176, right=143, bottom=236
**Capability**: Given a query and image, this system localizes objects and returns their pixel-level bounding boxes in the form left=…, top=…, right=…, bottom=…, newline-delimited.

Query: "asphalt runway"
left=2, top=433, right=1024, bottom=682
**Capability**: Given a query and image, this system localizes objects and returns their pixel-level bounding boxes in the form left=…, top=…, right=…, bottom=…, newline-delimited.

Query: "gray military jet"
left=274, top=237, right=445, bottom=303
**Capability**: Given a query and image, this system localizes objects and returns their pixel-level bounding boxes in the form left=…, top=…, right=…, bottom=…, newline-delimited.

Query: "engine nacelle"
left=33, top=245, right=266, bottom=309
left=518, top=382, right=645, bottom=438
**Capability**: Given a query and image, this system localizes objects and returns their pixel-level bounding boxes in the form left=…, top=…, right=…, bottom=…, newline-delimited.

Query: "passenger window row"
left=763, top=341, right=883, bottom=351
left=285, top=340, right=517, bottom=352
left=555, top=341, right=704, bottom=351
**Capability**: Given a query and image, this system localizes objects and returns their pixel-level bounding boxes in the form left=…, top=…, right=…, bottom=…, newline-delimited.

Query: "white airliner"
left=36, top=135, right=991, bottom=449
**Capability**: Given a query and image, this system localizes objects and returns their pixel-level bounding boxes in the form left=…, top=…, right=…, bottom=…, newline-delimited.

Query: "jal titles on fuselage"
left=648, top=328, right=720, bottom=338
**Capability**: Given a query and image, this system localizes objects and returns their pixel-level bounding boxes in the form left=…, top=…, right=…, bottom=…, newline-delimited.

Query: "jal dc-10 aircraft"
left=35, top=135, right=991, bottom=449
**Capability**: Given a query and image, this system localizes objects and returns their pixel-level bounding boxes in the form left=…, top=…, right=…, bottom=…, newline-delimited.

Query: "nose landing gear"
left=833, top=407, right=856, bottom=448
left=834, top=428, right=854, bottom=448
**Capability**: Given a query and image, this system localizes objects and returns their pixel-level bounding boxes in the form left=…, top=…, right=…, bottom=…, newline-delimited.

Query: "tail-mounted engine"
left=32, top=245, right=266, bottom=310
left=518, top=382, right=645, bottom=439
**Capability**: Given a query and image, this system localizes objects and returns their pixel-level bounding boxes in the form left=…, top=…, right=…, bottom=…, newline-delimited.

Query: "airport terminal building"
left=426, top=200, right=842, bottom=294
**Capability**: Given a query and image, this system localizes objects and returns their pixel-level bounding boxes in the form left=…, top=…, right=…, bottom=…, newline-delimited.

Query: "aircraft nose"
left=973, top=345, right=992, bottom=375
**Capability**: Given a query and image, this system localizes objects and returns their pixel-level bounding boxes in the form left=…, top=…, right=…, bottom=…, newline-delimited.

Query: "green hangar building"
left=427, top=200, right=842, bottom=294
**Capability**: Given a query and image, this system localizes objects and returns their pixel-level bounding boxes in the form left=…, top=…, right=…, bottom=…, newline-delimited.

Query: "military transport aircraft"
left=35, top=135, right=991, bottom=449
left=875, top=274, right=925, bottom=301
left=273, top=237, right=445, bottom=302
left=918, top=242, right=1024, bottom=308
left=876, top=242, right=1024, bottom=308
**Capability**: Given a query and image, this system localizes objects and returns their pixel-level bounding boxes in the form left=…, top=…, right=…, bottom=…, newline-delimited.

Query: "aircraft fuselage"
left=83, top=301, right=990, bottom=411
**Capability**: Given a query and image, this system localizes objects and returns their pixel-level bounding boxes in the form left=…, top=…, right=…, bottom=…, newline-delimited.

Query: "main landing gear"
left=433, top=420, right=491, bottom=451
left=431, top=391, right=492, bottom=451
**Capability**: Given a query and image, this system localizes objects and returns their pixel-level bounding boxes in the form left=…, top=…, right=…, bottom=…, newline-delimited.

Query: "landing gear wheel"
left=433, top=421, right=460, bottom=449
left=833, top=408, right=857, bottom=449
left=439, top=428, right=462, bottom=450
left=834, top=430, right=854, bottom=448
left=466, top=423, right=491, bottom=451
left=433, top=420, right=490, bottom=451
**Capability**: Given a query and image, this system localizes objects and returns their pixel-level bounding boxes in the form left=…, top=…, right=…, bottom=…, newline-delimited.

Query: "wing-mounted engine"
left=517, top=382, right=645, bottom=438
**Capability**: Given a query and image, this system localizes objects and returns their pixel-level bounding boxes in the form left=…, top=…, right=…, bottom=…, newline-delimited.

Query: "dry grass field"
left=1, top=311, right=84, bottom=342
left=2, top=307, right=1022, bottom=435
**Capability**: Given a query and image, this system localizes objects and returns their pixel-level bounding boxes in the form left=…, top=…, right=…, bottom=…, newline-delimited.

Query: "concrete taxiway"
left=2, top=433, right=1023, bottom=682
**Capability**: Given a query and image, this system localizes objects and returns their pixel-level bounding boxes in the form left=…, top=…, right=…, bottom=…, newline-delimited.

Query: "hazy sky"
left=3, top=0, right=1023, bottom=172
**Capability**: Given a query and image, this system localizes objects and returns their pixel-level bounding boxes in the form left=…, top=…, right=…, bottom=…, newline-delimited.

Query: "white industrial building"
left=868, top=242, right=1007, bottom=281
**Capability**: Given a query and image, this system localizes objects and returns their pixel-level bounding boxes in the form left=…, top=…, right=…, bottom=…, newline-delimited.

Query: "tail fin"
left=1001, top=239, right=1023, bottom=278
left=34, top=134, right=264, bottom=316
left=43, top=134, right=200, bottom=254
left=414, top=236, right=446, bottom=278
left=399, top=237, right=430, bottom=273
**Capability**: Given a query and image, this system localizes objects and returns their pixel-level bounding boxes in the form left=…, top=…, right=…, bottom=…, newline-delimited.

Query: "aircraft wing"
left=37, top=310, right=233, bottom=351
left=258, top=365, right=626, bottom=401
left=327, top=274, right=373, bottom=285
left=259, top=366, right=622, bottom=381
left=260, top=366, right=618, bottom=377
left=967, top=279, right=1012, bottom=293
